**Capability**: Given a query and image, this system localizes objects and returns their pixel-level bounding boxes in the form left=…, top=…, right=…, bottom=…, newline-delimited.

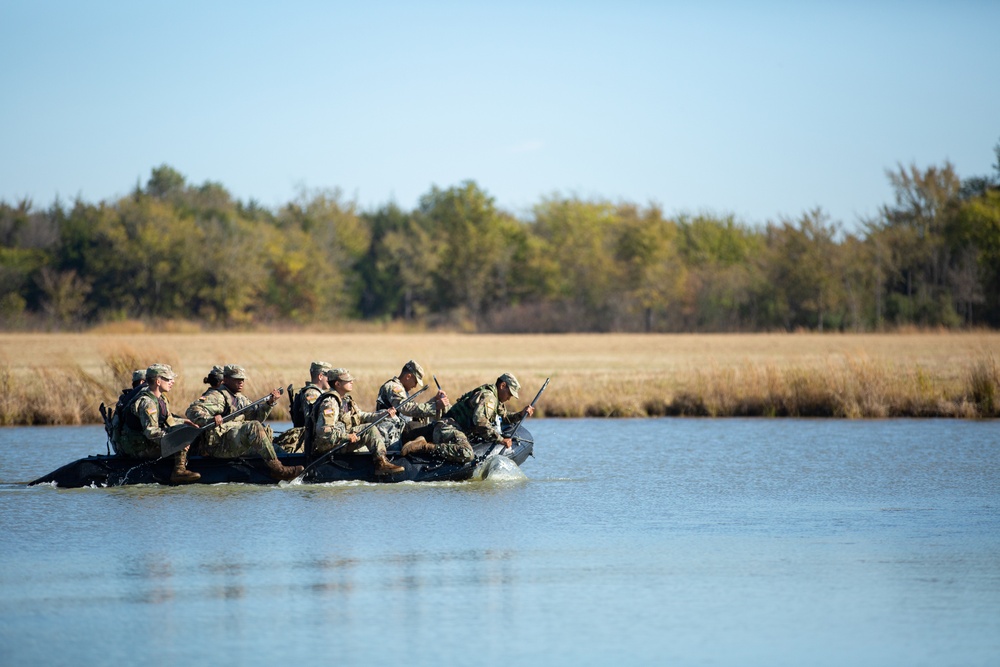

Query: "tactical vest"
left=445, top=384, right=495, bottom=431
left=210, top=387, right=234, bottom=416
left=122, top=389, right=168, bottom=434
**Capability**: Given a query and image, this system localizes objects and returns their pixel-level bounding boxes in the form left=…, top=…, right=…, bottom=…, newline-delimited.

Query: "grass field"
left=1, top=331, right=998, bottom=425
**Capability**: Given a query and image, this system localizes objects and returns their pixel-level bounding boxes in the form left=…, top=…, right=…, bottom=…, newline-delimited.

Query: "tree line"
left=2, top=145, right=999, bottom=332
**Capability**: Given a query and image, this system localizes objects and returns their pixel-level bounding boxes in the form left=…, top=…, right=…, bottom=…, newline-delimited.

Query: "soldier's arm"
left=399, top=395, right=438, bottom=420
left=186, top=392, right=223, bottom=426
left=137, top=397, right=167, bottom=444
left=470, top=392, right=503, bottom=443
left=247, top=400, right=273, bottom=423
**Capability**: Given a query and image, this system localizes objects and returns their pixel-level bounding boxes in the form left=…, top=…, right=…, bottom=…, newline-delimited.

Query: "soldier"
left=313, top=368, right=404, bottom=475
left=374, top=360, right=448, bottom=447
left=402, top=372, right=534, bottom=463
left=131, top=368, right=147, bottom=388
left=274, top=361, right=332, bottom=454
left=116, top=364, right=201, bottom=484
left=186, top=364, right=303, bottom=481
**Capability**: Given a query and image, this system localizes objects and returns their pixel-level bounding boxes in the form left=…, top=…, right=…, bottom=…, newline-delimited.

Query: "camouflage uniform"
left=313, top=392, right=391, bottom=458
left=375, top=375, right=439, bottom=447
left=276, top=361, right=332, bottom=454
left=185, top=369, right=279, bottom=462
left=430, top=374, right=524, bottom=463
left=117, top=388, right=185, bottom=459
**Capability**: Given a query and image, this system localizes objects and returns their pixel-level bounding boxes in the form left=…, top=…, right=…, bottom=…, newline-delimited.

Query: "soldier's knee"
left=244, top=421, right=272, bottom=445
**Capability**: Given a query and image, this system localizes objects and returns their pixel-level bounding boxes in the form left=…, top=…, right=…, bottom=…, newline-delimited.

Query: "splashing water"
left=474, top=455, right=527, bottom=482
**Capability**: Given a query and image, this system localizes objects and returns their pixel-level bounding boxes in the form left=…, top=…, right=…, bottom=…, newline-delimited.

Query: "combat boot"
left=373, top=453, right=405, bottom=475
left=266, top=458, right=305, bottom=481
left=402, top=437, right=436, bottom=458
left=170, top=449, right=201, bottom=484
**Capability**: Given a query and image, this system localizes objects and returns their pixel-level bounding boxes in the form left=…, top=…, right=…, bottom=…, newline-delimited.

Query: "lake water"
left=1, top=419, right=998, bottom=666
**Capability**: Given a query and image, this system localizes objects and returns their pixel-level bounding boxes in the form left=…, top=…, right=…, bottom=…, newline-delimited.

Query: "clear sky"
left=2, top=1, right=998, bottom=229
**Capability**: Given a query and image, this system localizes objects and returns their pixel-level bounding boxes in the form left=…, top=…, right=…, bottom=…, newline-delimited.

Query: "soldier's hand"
left=214, top=414, right=224, bottom=428
left=523, top=405, right=535, bottom=418
left=183, top=418, right=198, bottom=428
left=436, top=391, right=450, bottom=408
left=348, top=432, right=359, bottom=444
left=268, top=388, right=281, bottom=405
left=502, top=437, right=513, bottom=449
left=387, top=407, right=397, bottom=419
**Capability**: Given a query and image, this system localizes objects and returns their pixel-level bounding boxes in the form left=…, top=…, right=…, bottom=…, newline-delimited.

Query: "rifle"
left=296, top=385, right=429, bottom=480
left=433, top=375, right=444, bottom=419
left=159, top=387, right=285, bottom=458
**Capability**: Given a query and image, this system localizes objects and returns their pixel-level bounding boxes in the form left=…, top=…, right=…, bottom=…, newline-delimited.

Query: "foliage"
left=3, top=143, right=1000, bottom=331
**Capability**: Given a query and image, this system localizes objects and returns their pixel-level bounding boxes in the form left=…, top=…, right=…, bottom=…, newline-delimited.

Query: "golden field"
left=0, top=331, right=998, bottom=425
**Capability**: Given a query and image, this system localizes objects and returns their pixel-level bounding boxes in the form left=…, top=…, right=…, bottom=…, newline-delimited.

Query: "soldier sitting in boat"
left=312, top=368, right=404, bottom=475
left=374, top=360, right=449, bottom=448
left=116, top=364, right=201, bottom=484
left=401, top=372, right=534, bottom=463
left=185, top=364, right=303, bottom=481
left=274, top=361, right=332, bottom=454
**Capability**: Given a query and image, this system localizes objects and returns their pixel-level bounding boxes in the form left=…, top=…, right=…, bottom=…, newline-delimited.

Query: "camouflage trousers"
left=315, top=426, right=387, bottom=458
left=376, top=417, right=405, bottom=449
left=405, top=419, right=474, bottom=464
left=202, top=421, right=278, bottom=461
left=115, top=431, right=160, bottom=459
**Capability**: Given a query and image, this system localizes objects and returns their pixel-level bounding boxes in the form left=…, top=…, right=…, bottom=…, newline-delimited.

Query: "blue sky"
left=2, top=1, right=998, bottom=230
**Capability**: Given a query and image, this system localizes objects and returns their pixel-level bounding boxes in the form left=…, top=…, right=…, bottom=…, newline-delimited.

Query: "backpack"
left=291, top=385, right=316, bottom=428
left=108, top=385, right=146, bottom=455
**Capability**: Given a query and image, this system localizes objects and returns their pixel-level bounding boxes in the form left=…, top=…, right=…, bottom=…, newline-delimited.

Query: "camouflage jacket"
left=375, top=376, right=438, bottom=424
left=186, top=386, right=272, bottom=449
left=313, top=393, right=384, bottom=450
left=445, top=383, right=511, bottom=444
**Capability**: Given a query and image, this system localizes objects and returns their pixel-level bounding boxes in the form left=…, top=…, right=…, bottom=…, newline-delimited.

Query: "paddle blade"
left=160, top=425, right=200, bottom=458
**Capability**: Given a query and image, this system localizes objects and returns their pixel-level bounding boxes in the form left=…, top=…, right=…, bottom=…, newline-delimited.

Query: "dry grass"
left=0, top=332, right=998, bottom=425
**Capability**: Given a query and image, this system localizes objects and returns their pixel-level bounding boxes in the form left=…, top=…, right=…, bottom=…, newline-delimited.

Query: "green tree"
left=416, top=182, right=522, bottom=326
left=764, top=209, right=842, bottom=331
left=870, top=163, right=963, bottom=327
left=613, top=205, right=686, bottom=331
left=675, top=215, right=765, bottom=331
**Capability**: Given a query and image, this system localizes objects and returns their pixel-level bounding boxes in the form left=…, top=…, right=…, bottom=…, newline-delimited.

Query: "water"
left=1, top=419, right=999, bottom=666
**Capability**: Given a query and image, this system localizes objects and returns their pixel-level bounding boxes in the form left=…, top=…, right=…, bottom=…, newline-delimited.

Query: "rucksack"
left=108, top=385, right=146, bottom=455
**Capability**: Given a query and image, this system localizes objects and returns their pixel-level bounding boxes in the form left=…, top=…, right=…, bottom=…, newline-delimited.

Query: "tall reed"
left=0, top=349, right=996, bottom=426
